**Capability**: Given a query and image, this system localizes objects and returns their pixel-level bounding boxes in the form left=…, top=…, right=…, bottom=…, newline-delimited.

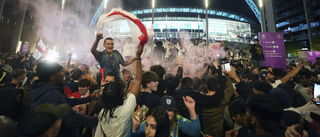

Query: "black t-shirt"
left=153, top=79, right=167, bottom=98
left=172, top=87, right=199, bottom=119
left=137, top=91, right=160, bottom=110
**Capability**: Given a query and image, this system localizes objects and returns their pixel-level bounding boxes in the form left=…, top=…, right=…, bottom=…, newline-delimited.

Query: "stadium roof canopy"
left=131, top=7, right=258, bottom=25
left=122, top=0, right=259, bottom=24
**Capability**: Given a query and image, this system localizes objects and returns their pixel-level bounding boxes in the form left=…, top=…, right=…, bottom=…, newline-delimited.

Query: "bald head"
left=0, top=116, right=17, bottom=137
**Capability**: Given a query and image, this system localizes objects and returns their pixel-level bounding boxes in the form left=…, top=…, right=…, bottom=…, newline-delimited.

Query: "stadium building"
left=100, top=0, right=262, bottom=46
left=0, top=0, right=263, bottom=53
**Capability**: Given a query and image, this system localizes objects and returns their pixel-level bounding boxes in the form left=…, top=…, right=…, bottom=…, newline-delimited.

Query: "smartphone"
left=314, top=84, right=320, bottom=104
left=134, top=105, right=149, bottom=122
left=224, top=63, right=231, bottom=72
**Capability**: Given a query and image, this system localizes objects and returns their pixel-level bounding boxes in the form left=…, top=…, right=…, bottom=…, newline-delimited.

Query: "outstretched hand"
left=297, top=58, right=305, bottom=67
left=223, top=66, right=241, bottom=84
left=223, top=66, right=237, bottom=78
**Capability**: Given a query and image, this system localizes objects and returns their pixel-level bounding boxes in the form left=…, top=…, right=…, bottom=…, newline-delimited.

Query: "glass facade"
left=142, top=21, right=204, bottom=30
left=207, top=19, right=251, bottom=39
left=102, top=18, right=251, bottom=41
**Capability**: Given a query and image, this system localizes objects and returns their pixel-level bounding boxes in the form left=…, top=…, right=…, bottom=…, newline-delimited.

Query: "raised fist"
left=96, top=33, right=103, bottom=40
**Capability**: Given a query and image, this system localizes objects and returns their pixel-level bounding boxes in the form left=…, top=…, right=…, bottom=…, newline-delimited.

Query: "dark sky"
left=122, top=0, right=259, bottom=23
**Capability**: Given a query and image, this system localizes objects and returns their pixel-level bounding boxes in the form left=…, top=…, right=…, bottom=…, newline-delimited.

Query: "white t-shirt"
left=271, top=79, right=282, bottom=88
left=285, top=103, right=320, bottom=123
left=294, top=84, right=311, bottom=103
left=94, top=93, right=136, bottom=137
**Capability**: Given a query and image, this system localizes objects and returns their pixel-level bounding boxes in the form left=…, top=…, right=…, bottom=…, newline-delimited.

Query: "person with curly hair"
left=94, top=45, right=144, bottom=137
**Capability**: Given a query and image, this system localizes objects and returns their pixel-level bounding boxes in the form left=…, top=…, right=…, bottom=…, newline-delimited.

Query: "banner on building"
left=22, top=44, right=28, bottom=54
left=259, top=32, right=286, bottom=71
left=307, top=51, right=320, bottom=63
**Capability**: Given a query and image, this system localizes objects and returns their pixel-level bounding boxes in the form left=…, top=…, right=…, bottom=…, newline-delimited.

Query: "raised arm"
left=65, top=53, right=72, bottom=69
left=122, top=57, right=137, bottom=66
left=131, top=45, right=144, bottom=98
left=179, top=96, right=201, bottom=137
left=280, top=59, right=305, bottom=84
left=166, top=64, right=183, bottom=95
left=183, top=96, right=197, bottom=120
left=91, top=33, right=103, bottom=58
left=128, top=106, right=146, bottom=136
left=123, top=44, right=143, bottom=66
left=199, top=64, right=209, bottom=79
left=225, top=67, right=254, bottom=101
left=221, top=69, right=235, bottom=102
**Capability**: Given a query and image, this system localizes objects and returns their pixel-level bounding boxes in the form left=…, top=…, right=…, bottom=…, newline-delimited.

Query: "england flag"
left=33, top=39, right=47, bottom=60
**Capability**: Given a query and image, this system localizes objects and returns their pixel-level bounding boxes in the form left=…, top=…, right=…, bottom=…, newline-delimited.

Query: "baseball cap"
left=159, top=95, right=178, bottom=111
left=259, top=70, right=270, bottom=80
left=20, top=103, right=69, bottom=136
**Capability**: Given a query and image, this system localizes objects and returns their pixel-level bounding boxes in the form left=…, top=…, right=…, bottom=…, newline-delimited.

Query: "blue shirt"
left=126, top=114, right=202, bottom=137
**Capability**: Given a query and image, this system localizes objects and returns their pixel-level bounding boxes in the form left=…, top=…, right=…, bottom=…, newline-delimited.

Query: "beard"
left=268, top=78, right=275, bottom=83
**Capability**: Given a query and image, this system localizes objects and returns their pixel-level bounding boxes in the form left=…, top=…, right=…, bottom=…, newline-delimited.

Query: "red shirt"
left=72, top=91, right=92, bottom=98
left=64, top=87, right=73, bottom=98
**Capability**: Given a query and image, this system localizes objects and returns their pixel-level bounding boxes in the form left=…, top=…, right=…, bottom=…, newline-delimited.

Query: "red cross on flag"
left=97, top=8, right=154, bottom=48
left=33, top=39, right=48, bottom=60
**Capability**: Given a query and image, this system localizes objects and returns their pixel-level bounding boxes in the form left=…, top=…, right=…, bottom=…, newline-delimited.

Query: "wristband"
left=136, top=58, right=141, bottom=60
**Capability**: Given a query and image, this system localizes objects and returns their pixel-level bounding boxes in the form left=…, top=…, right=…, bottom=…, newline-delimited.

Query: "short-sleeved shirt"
left=271, top=79, right=282, bottom=88
left=95, top=93, right=136, bottom=137
left=95, top=50, right=124, bottom=78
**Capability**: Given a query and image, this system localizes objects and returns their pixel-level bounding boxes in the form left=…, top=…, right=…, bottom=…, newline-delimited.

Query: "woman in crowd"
left=127, top=95, right=201, bottom=137
left=140, top=106, right=170, bottom=137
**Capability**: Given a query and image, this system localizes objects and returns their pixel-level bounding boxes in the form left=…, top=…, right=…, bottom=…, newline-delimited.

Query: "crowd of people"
left=0, top=33, right=320, bottom=137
